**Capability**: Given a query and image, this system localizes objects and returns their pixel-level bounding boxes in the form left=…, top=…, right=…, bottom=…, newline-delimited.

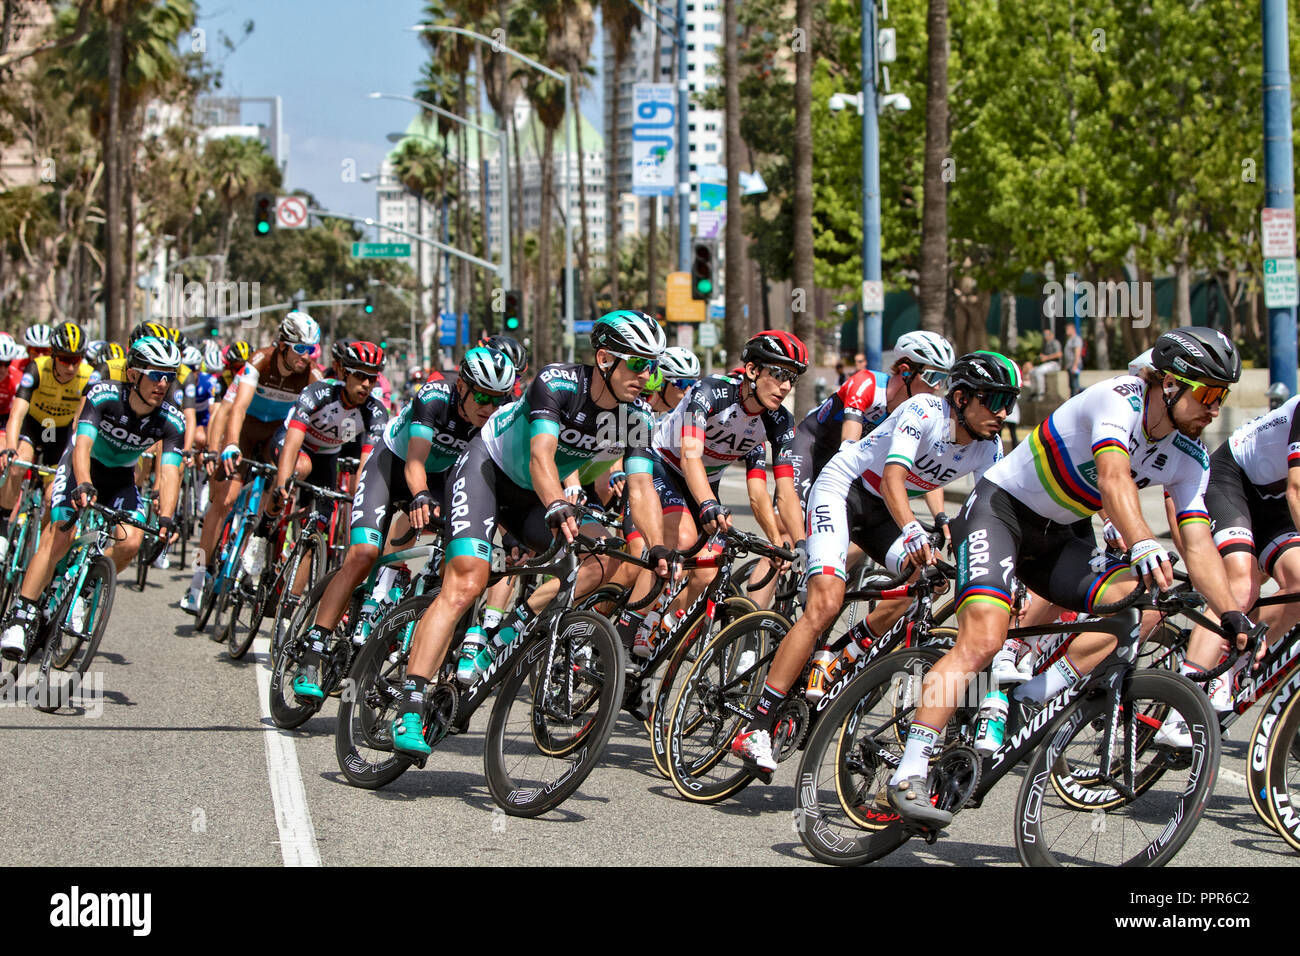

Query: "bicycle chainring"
left=426, top=680, right=459, bottom=747
left=929, top=744, right=981, bottom=814
left=772, top=696, right=810, bottom=761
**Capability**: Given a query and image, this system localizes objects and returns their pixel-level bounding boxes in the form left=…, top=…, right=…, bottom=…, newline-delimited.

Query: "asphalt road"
left=0, top=462, right=1295, bottom=869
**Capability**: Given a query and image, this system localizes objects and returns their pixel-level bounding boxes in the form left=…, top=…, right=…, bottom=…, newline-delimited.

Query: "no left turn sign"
left=276, top=196, right=308, bottom=229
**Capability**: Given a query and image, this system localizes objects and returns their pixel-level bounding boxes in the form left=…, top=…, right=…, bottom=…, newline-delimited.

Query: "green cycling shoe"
left=391, top=710, right=432, bottom=756
left=291, top=663, right=324, bottom=702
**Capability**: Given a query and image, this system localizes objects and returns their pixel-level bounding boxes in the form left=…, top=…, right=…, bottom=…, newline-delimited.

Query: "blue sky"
left=197, top=0, right=603, bottom=222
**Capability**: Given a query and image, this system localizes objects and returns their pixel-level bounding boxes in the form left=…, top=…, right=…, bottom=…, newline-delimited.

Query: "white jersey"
left=984, top=375, right=1211, bottom=527
left=815, top=394, right=1002, bottom=500
left=1227, top=394, right=1300, bottom=496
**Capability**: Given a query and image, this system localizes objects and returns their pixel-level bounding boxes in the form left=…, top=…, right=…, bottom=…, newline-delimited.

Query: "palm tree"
left=723, top=0, right=745, bottom=357
left=52, top=0, right=195, bottom=338
left=918, top=0, right=949, bottom=334
left=204, top=135, right=278, bottom=276
left=601, top=0, right=640, bottom=308
left=791, top=0, right=814, bottom=407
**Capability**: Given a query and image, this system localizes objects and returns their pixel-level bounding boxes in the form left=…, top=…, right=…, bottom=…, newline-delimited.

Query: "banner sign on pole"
left=698, top=182, right=726, bottom=241
left=632, top=84, right=676, bottom=197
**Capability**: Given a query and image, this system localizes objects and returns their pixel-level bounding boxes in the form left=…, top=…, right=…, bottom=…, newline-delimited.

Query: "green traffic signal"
left=256, top=221, right=270, bottom=234
left=696, top=279, right=712, bottom=295
left=505, top=315, right=521, bottom=331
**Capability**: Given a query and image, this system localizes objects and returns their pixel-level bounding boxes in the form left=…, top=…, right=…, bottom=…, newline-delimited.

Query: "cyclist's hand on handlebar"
left=899, top=520, right=934, bottom=568
left=220, top=444, right=241, bottom=479
left=608, top=470, right=627, bottom=498
left=1220, top=610, right=1260, bottom=656
left=646, top=543, right=677, bottom=581
left=408, top=490, right=433, bottom=533
left=158, top=514, right=178, bottom=546
left=698, top=498, right=731, bottom=535
left=1128, top=538, right=1172, bottom=591
left=73, top=482, right=97, bottom=510
left=545, top=499, right=581, bottom=544
left=933, top=512, right=953, bottom=552
left=0, top=448, right=15, bottom=468
left=1102, top=517, right=1127, bottom=552
left=268, top=483, right=290, bottom=515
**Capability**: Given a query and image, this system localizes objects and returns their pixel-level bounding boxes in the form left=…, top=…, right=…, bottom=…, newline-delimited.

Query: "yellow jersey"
left=16, top=355, right=94, bottom=427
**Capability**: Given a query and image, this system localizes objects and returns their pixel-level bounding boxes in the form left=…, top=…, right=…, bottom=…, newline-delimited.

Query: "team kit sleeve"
left=764, top=408, right=797, bottom=482
left=882, top=398, right=931, bottom=471
left=623, top=402, right=656, bottom=476
left=363, top=400, right=389, bottom=452
left=1289, top=408, right=1300, bottom=470
left=1087, top=385, right=1140, bottom=460
left=409, top=383, right=450, bottom=443
left=15, top=363, right=38, bottom=402
left=74, top=382, right=113, bottom=442
left=840, top=371, right=879, bottom=422
left=160, top=407, right=186, bottom=467
left=524, top=368, right=576, bottom=443
left=1166, top=444, right=1212, bottom=531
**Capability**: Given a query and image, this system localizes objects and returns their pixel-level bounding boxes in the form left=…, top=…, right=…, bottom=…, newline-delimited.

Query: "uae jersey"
left=652, top=374, right=796, bottom=481
left=285, top=379, right=388, bottom=455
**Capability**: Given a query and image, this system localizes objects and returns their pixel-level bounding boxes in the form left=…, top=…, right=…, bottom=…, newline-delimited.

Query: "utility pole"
left=1264, top=0, right=1298, bottom=395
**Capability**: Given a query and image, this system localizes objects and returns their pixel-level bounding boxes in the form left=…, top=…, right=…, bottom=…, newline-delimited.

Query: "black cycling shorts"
left=18, top=416, right=72, bottom=467
left=651, top=453, right=721, bottom=527
left=443, top=437, right=552, bottom=564
left=49, top=445, right=141, bottom=525
left=349, top=444, right=448, bottom=549
left=951, top=478, right=1129, bottom=616
left=1205, top=442, right=1300, bottom=575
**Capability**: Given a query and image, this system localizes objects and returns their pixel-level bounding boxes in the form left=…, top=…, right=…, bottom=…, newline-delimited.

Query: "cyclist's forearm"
left=5, top=400, right=26, bottom=450
left=881, top=463, right=920, bottom=531
left=72, top=434, right=93, bottom=487
left=403, top=439, right=431, bottom=498
left=747, top=475, right=783, bottom=542
left=1097, top=455, right=1155, bottom=546
left=182, top=408, right=195, bottom=453
left=627, top=473, right=664, bottom=549
left=774, top=478, right=805, bottom=544
left=276, top=427, right=306, bottom=491
left=682, top=457, right=716, bottom=512
left=839, top=417, right=863, bottom=444
left=1181, top=522, right=1240, bottom=617
left=923, top=487, right=945, bottom=521
left=157, top=464, right=180, bottom=518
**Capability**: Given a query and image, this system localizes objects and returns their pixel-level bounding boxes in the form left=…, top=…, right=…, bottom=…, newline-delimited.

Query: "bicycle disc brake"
left=929, top=744, right=981, bottom=815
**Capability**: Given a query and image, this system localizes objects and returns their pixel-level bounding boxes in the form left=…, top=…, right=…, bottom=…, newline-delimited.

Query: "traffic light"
left=691, top=240, right=715, bottom=300
left=503, top=289, right=522, bottom=332
left=253, top=193, right=275, bottom=237
left=205, top=315, right=219, bottom=338
left=379, top=339, right=388, bottom=350
left=363, top=294, right=375, bottom=314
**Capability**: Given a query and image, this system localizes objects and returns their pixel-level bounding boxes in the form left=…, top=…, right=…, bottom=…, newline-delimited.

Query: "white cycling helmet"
left=0, top=339, right=24, bottom=362
left=1127, top=348, right=1154, bottom=377
left=895, top=330, right=956, bottom=387
left=659, top=346, right=701, bottom=381
left=128, top=335, right=182, bottom=371
left=590, top=309, right=668, bottom=358
left=279, top=310, right=321, bottom=347
left=203, top=341, right=224, bottom=371
left=24, top=324, right=51, bottom=349
left=182, top=344, right=204, bottom=369
left=460, top=346, right=517, bottom=394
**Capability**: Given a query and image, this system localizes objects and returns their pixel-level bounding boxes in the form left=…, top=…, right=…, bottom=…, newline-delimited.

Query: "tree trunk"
left=476, top=51, right=492, bottom=333
left=103, top=13, right=125, bottom=341
left=723, top=0, right=746, bottom=359
left=536, top=122, right=556, bottom=366
left=607, top=43, right=625, bottom=307
left=512, top=109, right=527, bottom=328
left=571, top=79, right=593, bottom=326
left=646, top=17, right=660, bottom=317
left=999, top=288, right=1017, bottom=355
left=122, top=111, right=138, bottom=328
left=1172, top=239, right=1192, bottom=329
left=918, top=0, right=949, bottom=334
left=791, top=0, right=815, bottom=408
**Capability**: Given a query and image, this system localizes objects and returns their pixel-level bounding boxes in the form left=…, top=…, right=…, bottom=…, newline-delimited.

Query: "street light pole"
left=411, top=24, right=573, bottom=360
left=862, top=0, right=882, bottom=371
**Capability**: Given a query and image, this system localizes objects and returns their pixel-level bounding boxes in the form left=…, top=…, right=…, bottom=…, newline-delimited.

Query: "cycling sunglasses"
left=53, top=351, right=83, bottom=365
left=285, top=342, right=318, bottom=356
left=140, top=368, right=178, bottom=383
left=1168, top=372, right=1231, bottom=407
left=343, top=367, right=379, bottom=383
left=918, top=367, right=950, bottom=388
left=472, top=389, right=508, bottom=406
left=976, top=389, right=1018, bottom=414
left=762, top=365, right=800, bottom=385
left=608, top=351, right=659, bottom=374
left=668, top=378, right=698, bottom=392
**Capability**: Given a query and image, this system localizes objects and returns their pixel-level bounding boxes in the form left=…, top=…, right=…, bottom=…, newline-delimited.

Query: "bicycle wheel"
left=1138, top=618, right=1187, bottom=672
left=483, top=610, right=626, bottom=817
left=334, top=591, right=437, bottom=789
left=1247, top=670, right=1300, bottom=838
left=647, top=596, right=761, bottom=778
left=178, top=471, right=194, bottom=570
left=269, top=570, right=340, bottom=730
left=51, top=556, right=115, bottom=679
left=665, top=611, right=789, bottom=803
left=271, top=531, right=326, bottom=655
left=1263, top=683, right=1300, bottom=852
left=793, top=648, right=943, bottom=865
left=0, top=511, right=36, bottom=619
left=1015, top=669, right=1219, bottom=866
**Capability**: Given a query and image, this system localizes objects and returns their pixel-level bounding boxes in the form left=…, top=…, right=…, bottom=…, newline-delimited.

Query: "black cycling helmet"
left=1152, top=327, right=1241, bottom=384
left=484, top=334, right=528, bottom=374
left=50, top=321, right=87, bottom=356
left=331, top=337, right=354, bottom=364
left=948, top=351, right=1022, bottom=442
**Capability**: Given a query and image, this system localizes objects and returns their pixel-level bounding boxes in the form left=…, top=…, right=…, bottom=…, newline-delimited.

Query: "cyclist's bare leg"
left=20, top=522, right=75, bottom=601
left=196, top=474, right=242, bottom=566
left=765, top=572, right=846, bottom=692
left=104, top=524, right=144, bottom=572
left=0, top=437, right=36, bottom=515
left=406, top=555, right=489, bottom=679
left=311, top=542, right=379, bottom=630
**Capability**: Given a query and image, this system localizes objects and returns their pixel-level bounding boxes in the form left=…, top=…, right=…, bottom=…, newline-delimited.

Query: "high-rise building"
left=602, top=1, right=725, bottom=241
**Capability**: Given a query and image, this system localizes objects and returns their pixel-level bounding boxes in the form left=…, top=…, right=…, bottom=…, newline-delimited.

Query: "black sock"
left=401, top=675, right=428, bottom=715
left=302, top=625, right=330, bottom=664
left=256, top=515, right=274, bottom=537
left=748, top=681, right=787, bottom=735
left=0, top=514, right=10, bottom=536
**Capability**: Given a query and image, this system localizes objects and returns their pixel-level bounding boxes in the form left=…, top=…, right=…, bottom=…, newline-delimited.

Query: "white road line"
left=253, top=637, right=321, bottom=867
left=1220, top=767, right=1248, bottom=791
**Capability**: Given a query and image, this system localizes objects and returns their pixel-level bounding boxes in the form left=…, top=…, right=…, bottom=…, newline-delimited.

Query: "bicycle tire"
left=1263, top=680, right=1300, bottom=853
left=483, top=609, right=625, bottom=817
left=793, top=648, right=943, bottom=865
left=194, top=516, right=236, bottom=633
left=52, top=556, right=116, bottom=677
left=647, top=596, right=762, bottom=779
left=1015, top=669, right=1219, bottom=866
left=334, top=591, right=437, bottom=789
left=31, top=621, right=62, bottom=714
left=664, top=610, right=790, bottom=803
left=0, top=510, right=37, bottom=620
left=269, top=569, right=340, bottom=729
left=1246, top=669, right=1300, bottom=837
left=271, top=531, right=326, bottom=655
left=208, top=523, right=252, bottom=642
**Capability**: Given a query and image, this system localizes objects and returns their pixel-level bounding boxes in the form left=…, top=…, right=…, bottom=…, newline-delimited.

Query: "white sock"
left=1014, top=656, right=1080, bottom=703
left=189, top=565, right=206, bottom=590
left=370, top=565, right=398, bottom=601
left=481, top=605, right=505, bottom=632
left=891, top=721, right=942, bottom=784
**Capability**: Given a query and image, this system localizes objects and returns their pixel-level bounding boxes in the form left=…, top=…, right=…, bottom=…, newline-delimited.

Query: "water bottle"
left=973, top=688, right=1009, bottom=754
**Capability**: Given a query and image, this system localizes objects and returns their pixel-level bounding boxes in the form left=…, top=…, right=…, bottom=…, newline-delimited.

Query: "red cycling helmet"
left=741, top=330, right=809, bottom=373
left=339, top=340, right=385, bottom=374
